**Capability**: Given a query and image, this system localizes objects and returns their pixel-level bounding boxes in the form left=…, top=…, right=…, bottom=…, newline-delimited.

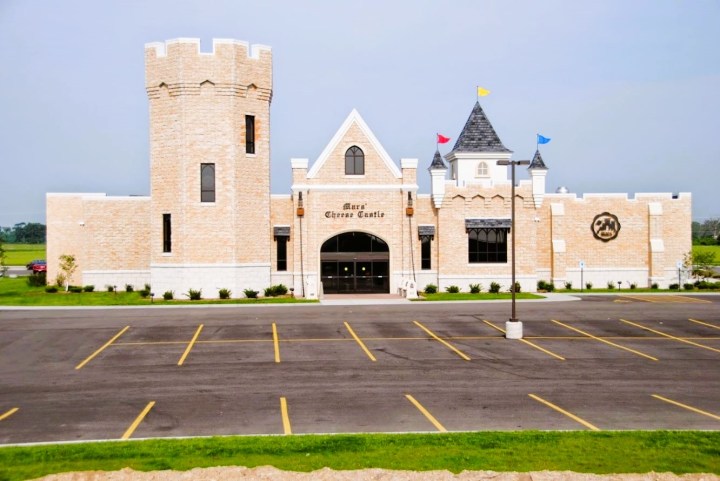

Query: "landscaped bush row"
left=424, top=282, right=520, bottom=294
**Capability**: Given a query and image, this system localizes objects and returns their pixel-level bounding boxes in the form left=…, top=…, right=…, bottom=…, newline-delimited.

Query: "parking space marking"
left=344, top=322, right=377, bottom=361
left=689, top=318, right=720, bottom=330
left=272, top=323, right=281, bottom=363
left=0, top=407, right=19, bottom=421
left=177, top=324, right=204, bottom=366
left=280, top=397, right=292, bottom=435
left=405, top=394, right=447, bottom=432
left=75, top=325, right=130, bottom=370
left=620, top=319, right=720, bottom=354
left=620, top=295, right=711, bottom=304
left=121, top=401, right=155, bottom=440
left=652, top=394, right=720, bottom=422
left=483, top=320, right=566, bottom=360
left=412, top=321, right=470, bottom=361
left=528, top=394, right=600, bottom=431
left=552, top=320, right=659, bottom=361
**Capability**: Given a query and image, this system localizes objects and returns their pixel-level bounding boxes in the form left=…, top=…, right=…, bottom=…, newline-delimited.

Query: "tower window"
left=468, top=227, right=508, bottom=263
left=245, top=115, right=255, bottom=154
left=276, top=237, right=288, bottom=271
left=162, top=214, right=172, bottom=253
left=201, top=163, right=215, bottom=202
left=476, top=161, right=488, bottom=177
left=345, top=146, right=364, bottom=175
left=421, top=236, right=432, bottom=270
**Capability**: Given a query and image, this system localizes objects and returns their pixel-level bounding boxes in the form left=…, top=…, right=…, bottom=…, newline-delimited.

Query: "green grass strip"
left=1, top=431, right=718, bottom=480
left=416, top=292, right=543, bottom=301
left=0, top=244, right=45, bottom=266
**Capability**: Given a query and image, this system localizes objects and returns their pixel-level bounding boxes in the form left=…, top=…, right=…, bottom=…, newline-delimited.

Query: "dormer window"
left=345, top=146, right=364, bottom=175
left=476, top=161, right=489, bottom=177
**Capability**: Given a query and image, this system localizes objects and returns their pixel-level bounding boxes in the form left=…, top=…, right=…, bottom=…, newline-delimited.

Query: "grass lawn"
left=417, top=292, right=543, bottom=301
left=693, top=245, right=720, bottom=265
left=1, top=243, right=45, bottom=266
left=0, top=277, right=317, bottom=306
left=0, top=431, right=718, bottom=480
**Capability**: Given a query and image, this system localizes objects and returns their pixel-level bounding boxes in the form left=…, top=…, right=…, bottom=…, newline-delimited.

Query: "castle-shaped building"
left=46, top=38, right=691, bottom=298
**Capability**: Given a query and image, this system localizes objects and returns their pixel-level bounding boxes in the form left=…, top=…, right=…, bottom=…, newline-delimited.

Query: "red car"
left=32, top=263, right=47, bottom=273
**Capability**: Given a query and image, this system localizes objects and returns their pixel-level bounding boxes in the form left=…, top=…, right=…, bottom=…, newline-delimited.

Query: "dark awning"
left=273, top=226, right=290, bottom=238
left=418, top=225, right=435, bottom=239
left=465, top=218, right=511, bottom=229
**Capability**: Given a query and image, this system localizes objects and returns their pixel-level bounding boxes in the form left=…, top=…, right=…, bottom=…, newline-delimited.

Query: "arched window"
left=345, top=146, right=364, bottom=175
left=476, top=161, right=488, bottom=177
left=201, top=163, right=215, bottom=202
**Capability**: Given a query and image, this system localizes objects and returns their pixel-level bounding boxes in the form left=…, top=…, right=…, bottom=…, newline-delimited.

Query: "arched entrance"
left=320, top=232, right=389, bottom=293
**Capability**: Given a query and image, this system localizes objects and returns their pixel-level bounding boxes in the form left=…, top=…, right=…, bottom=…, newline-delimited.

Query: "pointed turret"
left=528, top=149, right=548, bottom=208
left=445, top=102, right=513, bottom=186
left=428, top=149, right=447, bottom=209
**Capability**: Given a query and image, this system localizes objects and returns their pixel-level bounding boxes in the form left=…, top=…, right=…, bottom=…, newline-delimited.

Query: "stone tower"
left=144, top=38, right=273, bottom=297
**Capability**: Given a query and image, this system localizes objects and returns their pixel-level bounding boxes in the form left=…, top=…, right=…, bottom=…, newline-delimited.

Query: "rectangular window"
left=200, top=163, right=215, bottom=202
left=468, top=228, right=508, bottom=263
left=276, top=237, right=288, bottom=271
left=245, top=115, right=255, bottom=154
left=162, top=214, right=172, bottom=253
left=421, top=236, right=432, bottom=270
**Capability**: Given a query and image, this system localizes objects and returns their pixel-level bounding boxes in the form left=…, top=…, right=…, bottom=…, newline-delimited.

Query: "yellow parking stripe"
left=272, top=323, right=281, bottom=363
left=405, top=394, right=447, bottom=432
left=620, top=319, right=720, bottom=354
left=652, top=394, right=720, bottom=421
left=177, top=324, right=204, bottom=366
left=529, top=394, right=600, bottom=431
left=413, top=321, right=470, bottom=361
left=344, top=322, right=377, bottom=361
left=280, top=397, right=292, bottom=435
left=689, top=318, right=720, bottom=330
left=0, top=407, right=19, bottom=421
left=621, top=295, right=710, bottom=304
left=121, top=401, right=155, bottom=440
left=75, top=326, right=130, bottom=370
left=552, top=320, right=658, bottom=361
left=483, top=320, right=565, bottom=360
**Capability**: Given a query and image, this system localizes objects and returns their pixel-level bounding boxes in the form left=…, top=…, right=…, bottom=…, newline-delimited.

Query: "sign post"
left=579, top=261, right=585, bottom=292
left=676, top=261, right=682, bottom=290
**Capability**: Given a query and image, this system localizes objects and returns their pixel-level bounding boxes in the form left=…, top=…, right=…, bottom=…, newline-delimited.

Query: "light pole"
left=497, top=159, right=530, bottom=339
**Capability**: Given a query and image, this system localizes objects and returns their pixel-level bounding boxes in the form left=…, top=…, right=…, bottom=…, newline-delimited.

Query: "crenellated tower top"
left=145, top=38, right=272, bottom=101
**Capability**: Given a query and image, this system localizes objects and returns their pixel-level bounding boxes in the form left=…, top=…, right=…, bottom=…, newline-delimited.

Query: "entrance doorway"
left=320, top=232, right=389, bottom=294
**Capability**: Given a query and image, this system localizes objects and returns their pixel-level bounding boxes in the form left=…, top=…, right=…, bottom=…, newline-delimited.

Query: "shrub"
left=106, top=285, right=115, bottom=292
left=83, top=285, right=95, bottom=292
left=55, top=274, right=66, bottom=287
left=45, top=286, right=58, bottom=293
left=564, top=281, right=573, bottom=290
left=509, top=281, right=521, bottom=293
left=545, top=282, right=555, bottom=292
left=27, top=272, right=47, bottom=287
left=489, top=282, right=501, bottom=294
left=683, top=283, right=694, bottom=291
left=244, top=288, right=259, bottom=299
left=144, top=283, right=151, bottom=292
left=163, top=290, right=174, bottom=301
left=607, top=281, right=615, bottom=290
left=669, top=283, right=680, bottom=290
left=445, top=285, right=460, bottom=293
left=469, top=283, right=481, bottom=294
left=264, top=284, right=289, bottom=297
left=68, top=286, right=83, bottom=293
left=651, top=283, right=659, bottom=290
left=185, top=288, right=202, bottom=300
left=630, top=283, right=637, bottom=290
left=585, top=282, right=593, bottom=290
left=424, top=284, right=437, bottom=294
left=138, top=289, right=150, bottom=298
left=219, top=288, right=232, bottom=299
left=537, top=280, right=548, bottom=291
left=125, top=284, right=134, bottom=293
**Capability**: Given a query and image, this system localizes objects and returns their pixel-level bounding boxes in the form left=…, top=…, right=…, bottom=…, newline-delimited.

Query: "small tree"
left=58, top=254, right=78, bottom=291
left=0, top=238, right=7, bottom=277
left=684, top=250, right=716, bottom=279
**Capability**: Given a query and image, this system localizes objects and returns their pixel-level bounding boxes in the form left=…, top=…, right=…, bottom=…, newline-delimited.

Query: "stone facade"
left=45, top=38, right=692, bottom=298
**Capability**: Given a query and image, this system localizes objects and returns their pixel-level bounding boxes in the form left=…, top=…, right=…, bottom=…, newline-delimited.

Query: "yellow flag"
left=477, top=86, right=490, bottom=97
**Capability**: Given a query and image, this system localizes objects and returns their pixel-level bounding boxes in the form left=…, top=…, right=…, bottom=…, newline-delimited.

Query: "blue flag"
left=537, top=134, right=551, bottom=145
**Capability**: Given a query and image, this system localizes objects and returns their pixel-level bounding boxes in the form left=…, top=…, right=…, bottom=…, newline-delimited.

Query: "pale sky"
left=1, top=0, right=719, bottom=227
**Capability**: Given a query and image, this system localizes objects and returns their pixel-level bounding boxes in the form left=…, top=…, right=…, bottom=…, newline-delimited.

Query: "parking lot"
left=0, top=294, right=719, bottom=444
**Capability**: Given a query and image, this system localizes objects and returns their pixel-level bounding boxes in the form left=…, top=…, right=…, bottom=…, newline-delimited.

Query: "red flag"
left=437, top=134, right=451, bottom=144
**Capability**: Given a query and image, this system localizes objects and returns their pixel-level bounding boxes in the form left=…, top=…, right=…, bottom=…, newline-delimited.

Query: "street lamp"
left=497, top=159, right=530, bottom=339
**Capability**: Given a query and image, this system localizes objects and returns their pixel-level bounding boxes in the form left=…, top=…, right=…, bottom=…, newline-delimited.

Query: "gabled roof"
left=428, top=149, right=447, bottom=170
left=306, top=109, right=402, bottom=179
left=529, top=149, right=548, bottom=169
left=451, top=102, right=512, bottom=154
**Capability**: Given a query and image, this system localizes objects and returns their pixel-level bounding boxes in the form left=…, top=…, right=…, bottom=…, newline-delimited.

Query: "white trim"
left=401, top=158, right=418, bottom=169
left=150, top=263, right=271, bottom=268
left=306, top=109, right=402, bottom=179
left=46, top=193, right=150, bottom=202
left=291, top=158, right=308, bottom=169
left=291, top=183, right=418, bottom=193
left=84, top=270, right=151, bottom=275
left=271, top=194, right=291, bottom=200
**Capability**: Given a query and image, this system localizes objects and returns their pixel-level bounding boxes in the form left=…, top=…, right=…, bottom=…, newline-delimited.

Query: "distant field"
left=2, top=243, right=46, bottom=266
left=693, top=245, right=720, bottom=265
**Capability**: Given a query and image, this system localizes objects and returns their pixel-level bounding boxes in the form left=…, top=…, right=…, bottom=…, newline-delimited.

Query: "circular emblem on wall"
left=591, top=212, right=621, bottom=242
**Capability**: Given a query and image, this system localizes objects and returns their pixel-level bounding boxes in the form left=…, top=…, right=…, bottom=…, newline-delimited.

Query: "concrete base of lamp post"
left=505, top=321, right=523, bottom=339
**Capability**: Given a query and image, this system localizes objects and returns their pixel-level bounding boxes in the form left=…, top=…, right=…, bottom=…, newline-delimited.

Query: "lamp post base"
left=505, top=320, right=523, bottom=339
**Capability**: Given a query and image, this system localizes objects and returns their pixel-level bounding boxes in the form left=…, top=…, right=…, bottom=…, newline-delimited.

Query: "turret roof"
left=529, top=149, right=548, bottom=169
left=429, top=149, right=447, bottom=170
left=451, top=102, right=512, bottom=154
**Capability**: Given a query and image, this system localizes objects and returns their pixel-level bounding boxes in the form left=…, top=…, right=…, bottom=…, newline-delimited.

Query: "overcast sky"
left=1, top=0, right=718, bottom=227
